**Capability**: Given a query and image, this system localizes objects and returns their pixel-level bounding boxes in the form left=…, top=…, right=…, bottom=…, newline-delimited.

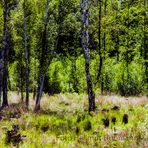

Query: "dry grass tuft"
left=96, top=95, right=148, bottom=107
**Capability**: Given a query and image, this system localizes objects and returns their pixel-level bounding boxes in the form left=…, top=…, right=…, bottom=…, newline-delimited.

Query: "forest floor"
left=0, top=92, right=148, bottom=148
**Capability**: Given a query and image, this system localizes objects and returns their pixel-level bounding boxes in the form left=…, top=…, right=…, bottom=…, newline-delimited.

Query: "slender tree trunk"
left=20, top=53, right=24, bottom=102
left=0, top=57, right=3, bottom=109
left=0, top=50, right=4, bottom=108
left=33, top=56, right=36, bottom=100
left=116, top=35, right=119, bottom=62
left=103, top=0, right=107, bottom=59
left=2, top=2, right=9, bottom=108
left=96, top=0, right=102, bottom=81
left=56, top=0, right=65, bottom=53
left=35, top=30, right=47, bottom=111
left=23, top=1, right=29, bottom=109
left=143, top=0, right=148, bottom=88
left=33, top=88, right=36, bottom=100
left=35, top=0, right=50, bottom=111
left=101, top=0, right=107, bottom=95
left=35, top=72, right=45, bottom=111
left=20, top=69, right=24, bottom=102
left=3, top=59, right=8, bottom=108
left=81, top=0, right=95, bottom=112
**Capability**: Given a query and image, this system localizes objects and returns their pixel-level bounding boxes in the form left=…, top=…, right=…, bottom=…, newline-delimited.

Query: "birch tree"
left=35, top=0, right=50, bottom=111
left=23, top=0, right=29, bottom=108
left=81, top=0, right=95, bottom=112
left=1, top=0, right=9, bottom=108
left=1, top=0, right=18, bottom=108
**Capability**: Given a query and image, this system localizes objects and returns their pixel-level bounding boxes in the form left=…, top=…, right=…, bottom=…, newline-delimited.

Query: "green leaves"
left=0, top=0, right=147, bottom=95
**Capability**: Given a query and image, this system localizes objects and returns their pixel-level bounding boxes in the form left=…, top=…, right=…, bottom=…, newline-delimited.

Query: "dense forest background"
left=0, top=0, right=148, bottom=147
left=0, top=0, right=147, bottom=108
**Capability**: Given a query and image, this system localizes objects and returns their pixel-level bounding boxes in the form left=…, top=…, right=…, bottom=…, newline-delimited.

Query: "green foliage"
left=0, top=0, right=147, bottom=96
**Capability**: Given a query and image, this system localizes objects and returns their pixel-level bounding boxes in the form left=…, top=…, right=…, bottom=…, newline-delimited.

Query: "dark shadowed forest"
left=0, top=0, right=148, bottom=147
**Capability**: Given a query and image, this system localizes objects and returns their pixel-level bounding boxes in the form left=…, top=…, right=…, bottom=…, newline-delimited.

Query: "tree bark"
left=23, top=0, right=29, bottom=109
left=2, top=1, right=9, bottom=108
left=35, top=0, right=50, bottom=111
left=81, top=0, right=95, bottom=112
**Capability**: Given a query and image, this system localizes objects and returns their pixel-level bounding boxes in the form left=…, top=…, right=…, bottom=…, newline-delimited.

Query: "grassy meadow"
left=0, top=92, right=148, bottom=148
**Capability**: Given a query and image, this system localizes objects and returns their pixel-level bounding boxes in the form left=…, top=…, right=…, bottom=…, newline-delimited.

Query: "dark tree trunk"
left=144, top=0, right=148, bottom=88
left=20, top=69, right=24, bottom=102
left=33, top=56, right=37, bottom=100
left=2, top=2, right=9, bottom=108
left=20, top=53, right=24, bottom=102
left=101, top=0, right=107, bottom=95
left=103, top=0, right=107, bottom=59
left=0, top=54, right=3, bottom=108
left=23, top=0, right=29, bottom=109
left=81, top=0, right=95, bottom=112
left=35, top=72, right=45, bottom=111
left=96, top=0, right=102, bottom=82
left=0, top=50, right=4, bottom=108
left=35, top=0, right=50, bottom=111
left=111, top=1, right=119, bottom=62
left=55, top=0, right=65, bottom=55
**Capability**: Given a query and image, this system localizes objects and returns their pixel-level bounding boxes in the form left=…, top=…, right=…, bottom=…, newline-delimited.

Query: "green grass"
left=0, top=94, right=148, bottom=148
